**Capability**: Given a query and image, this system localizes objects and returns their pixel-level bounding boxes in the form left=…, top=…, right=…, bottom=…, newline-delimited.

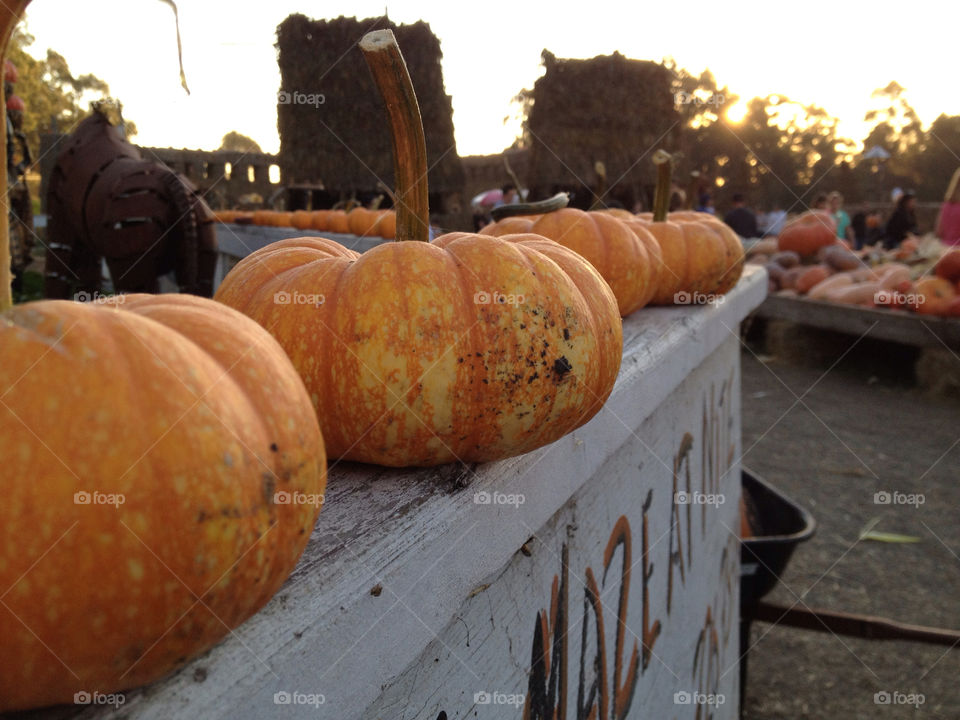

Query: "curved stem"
left=360, top=30, right=429, bottom=242
left=652, top=149, right=673, bottom=223
left=490, top=192, right=569, bottom=221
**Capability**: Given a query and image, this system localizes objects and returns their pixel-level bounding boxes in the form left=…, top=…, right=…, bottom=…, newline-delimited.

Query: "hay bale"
left=523, top=51, right=679, bottom=206
left=276, top=15, right=464, bottom=200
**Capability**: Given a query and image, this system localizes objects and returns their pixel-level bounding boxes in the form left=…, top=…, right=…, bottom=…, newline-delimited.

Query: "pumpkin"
left=795, top=265, right=832, bottom=294
left=596, top=209, right=667, bottom=309
left=347, top=207, right=382, bottom=237
left=0, top=294, right=325, bottom=711
left=523, top=207, right=652, bottom=316
left=479, top=215, right=538, bottom=237
left=912, top=276, right=956, bottom=315
left=291, top=209, right=314, bottom=230
left=215, top=30, right=622, bottom=466
left=215, top=209, right=237, bottom=224
left=375, top=209, right=397, bottom=239
left=777, top=211, right=837, bottom=257
left=327, top=210, right=351, bottom=234
left=636, top=152, right=744, bottom=303
left=934, top=249, right=960, bottom=284
left=310, top=209, right=332, bottom=231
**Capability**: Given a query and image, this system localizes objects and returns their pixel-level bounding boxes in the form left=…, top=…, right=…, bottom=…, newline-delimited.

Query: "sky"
left=16, top=0, right=959, bottom=158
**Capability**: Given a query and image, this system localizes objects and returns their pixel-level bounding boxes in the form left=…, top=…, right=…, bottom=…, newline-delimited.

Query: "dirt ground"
left=739, top=340, right=960, bottom=719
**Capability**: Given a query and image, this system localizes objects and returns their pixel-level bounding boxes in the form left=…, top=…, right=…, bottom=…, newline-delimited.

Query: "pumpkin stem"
left=490, top=192, right=569, bottom=221
left=652, top=149, right=673, bottom=223
left=360, top=30, right=429, bottom=242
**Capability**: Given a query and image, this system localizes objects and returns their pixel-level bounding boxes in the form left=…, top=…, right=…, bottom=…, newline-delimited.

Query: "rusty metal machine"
left=45, top=103, right=217, bottom=298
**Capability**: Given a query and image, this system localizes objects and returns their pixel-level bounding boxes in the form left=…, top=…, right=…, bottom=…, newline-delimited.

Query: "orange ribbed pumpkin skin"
left=777, top=211, right=837, bottom=256
left=479, top=216, right=538, bottom=236
left=638, top=213, right=744, bottom=304
left=215, top=234, right=622, bottom=466
left=529, top=208, right=651, bottom=316
left=0, top=295, right=325, bottom=712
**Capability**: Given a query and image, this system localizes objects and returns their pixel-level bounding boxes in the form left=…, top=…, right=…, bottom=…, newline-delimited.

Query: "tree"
left=219, top=131, right=263, bottom=154
left=6, top=24, right=136, bottom=156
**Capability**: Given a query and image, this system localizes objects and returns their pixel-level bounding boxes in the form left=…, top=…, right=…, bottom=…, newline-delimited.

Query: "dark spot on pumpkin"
left=270, top=443, right=279, bottom=452
left=370, top=583, right=383, bottom=597
left=457, top=357, right=464, bottom=363
left=263, top=473, right=276, bottom=505
left=527, top=372, right=539, bottom=384
left=482, top=379, right=488, bottom=384
left=192, top=667, right=208, bottom=683
left=520, top=323, right=526, bottom=329
left=553, top=356, right=573, bottom=377
left=196, top=510, right=207, bottom=523
left=563, top=328, right=570, bottom=341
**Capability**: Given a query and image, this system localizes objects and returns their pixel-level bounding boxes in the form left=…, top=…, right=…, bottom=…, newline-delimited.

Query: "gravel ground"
left=739, top=346, right=960, bottom=719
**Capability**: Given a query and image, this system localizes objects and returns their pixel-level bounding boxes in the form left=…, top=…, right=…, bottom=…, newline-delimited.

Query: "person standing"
left=884, top=192, right=918, bottom=249
left=935, top=168, right=960, bottom=246
left=829, top=192, right=853, bottom=243
left=723, top=193, right=759, bottom=238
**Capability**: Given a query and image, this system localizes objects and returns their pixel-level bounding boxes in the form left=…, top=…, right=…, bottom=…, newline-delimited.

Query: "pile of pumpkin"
left=748, top=210, right=960, bottom=316
left=213, top=206, right=397, bottom=239
left=0, top=29, right=745, bottom=712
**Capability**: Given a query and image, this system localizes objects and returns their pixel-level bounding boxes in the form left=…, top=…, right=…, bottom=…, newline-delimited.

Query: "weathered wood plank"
left=754, top=294, right=960, bottom=350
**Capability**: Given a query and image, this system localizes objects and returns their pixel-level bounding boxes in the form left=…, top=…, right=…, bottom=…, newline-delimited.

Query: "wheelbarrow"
left=738, top=469, right=959, bottom=717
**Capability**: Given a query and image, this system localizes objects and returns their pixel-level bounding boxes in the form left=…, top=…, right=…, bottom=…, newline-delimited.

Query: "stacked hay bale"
left=276, top=15, right=465, bottom=227
left=521, top=50, right=680, bottom=209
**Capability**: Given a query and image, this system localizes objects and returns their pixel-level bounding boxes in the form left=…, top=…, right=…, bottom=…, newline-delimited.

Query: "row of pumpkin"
left=215, top=207, right=398, bottom=239
left=0, top=30, right=747, bottom=711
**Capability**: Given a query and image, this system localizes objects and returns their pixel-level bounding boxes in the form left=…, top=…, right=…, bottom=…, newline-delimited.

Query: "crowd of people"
left=713, top=177, right=960, bottom=249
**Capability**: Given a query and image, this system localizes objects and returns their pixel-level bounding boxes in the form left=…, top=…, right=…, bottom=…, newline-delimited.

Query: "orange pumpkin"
left=525, top=207, right=652, bottom=316
left=912, top=276, right=957, bottom=315
left=795, top=265, right=832, bottom=295
left=347, top=207, right=382, bottom=237
left=934, top=248, right=960, bottom=284
left=480, top=216, right=539, bottom=237
left=310, top=209, right=332, bottom=231
left=636, top=214, right=742, bottom=304
left=375, top=209, right=397, bottom=239
left=215, top=30, right=623, bottom=466
left=0, top=295, right=325, bottom=711
left=252, top=209, right=274, bottom=226
left=597, top=209, right=666, bottom=308
left=327, top=210, right=351, bottom=234
left=290, top=209, right=314, bottom=230
left=777, top=211, right=837, bottom=257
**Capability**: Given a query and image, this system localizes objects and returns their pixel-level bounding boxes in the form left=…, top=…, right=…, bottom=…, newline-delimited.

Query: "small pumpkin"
left=934, top=248, right=960, bottom=284
left=777, top=211, right=837, bottom=257
left=347, top=207, right=382, bottom=237
left=0, top=295, right=325, bottom=711
left=327, top=210, right=351, bottom=234
left=375, top=209, right=397, bottom=239
left=215, top=30, right=622, bottom=466
left=290, top=209, right=314, bottom=230
left=795, top=265, right=833, bottom=295
left=528, top=207, right=652, bottom=316
left=912, top=276, right=956, bottom=315
left=310, top=209, right=332, bottom=231
left=637, top=152, right=744, bottom=303
left=479, top=215, right=539, bottom=237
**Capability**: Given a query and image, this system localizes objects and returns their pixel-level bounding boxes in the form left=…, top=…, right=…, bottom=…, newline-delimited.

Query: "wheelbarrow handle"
left=751, top=601, right=960, bottom=647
